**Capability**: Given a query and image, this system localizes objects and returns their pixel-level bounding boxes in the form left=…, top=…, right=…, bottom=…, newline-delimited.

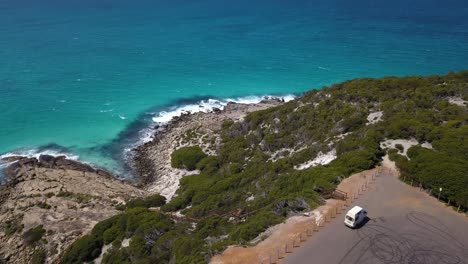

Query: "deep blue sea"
left=1, top=0, right=467, bottom=177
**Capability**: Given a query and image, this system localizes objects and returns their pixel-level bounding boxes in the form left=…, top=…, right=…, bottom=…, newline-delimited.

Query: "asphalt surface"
left=283, top=170, right=468, bottom=264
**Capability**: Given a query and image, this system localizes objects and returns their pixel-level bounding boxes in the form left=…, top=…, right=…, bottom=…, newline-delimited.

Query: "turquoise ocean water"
left=1, top=0, right=467, bottom=177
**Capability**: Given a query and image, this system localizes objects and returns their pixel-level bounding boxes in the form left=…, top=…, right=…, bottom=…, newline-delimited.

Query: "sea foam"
left=152, top=95, right=295, bottom=124
left=0, top=148, right=80, bottom=161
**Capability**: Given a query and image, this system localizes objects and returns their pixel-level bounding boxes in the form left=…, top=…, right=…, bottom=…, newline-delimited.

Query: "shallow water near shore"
left=1, top=0, right=467, bottom=177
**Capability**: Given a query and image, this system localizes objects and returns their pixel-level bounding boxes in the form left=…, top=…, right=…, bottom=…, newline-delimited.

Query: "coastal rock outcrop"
left=132, top=100, right=284, bottom=200
left=0, top=157, right=147, bottom=263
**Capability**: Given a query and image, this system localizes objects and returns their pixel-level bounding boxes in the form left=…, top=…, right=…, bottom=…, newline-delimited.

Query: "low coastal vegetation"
left=61, top=71, right=468, bottom=263
left=171, top=146, right=208, bottom=171
left=22, top=225, right=46, bottom=246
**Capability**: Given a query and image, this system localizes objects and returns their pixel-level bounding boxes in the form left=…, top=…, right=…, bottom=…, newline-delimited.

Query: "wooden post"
left=457, top=205, right=461, bottom=213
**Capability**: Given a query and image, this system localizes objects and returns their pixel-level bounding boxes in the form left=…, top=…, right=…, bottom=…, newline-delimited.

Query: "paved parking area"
left=283, top=170, right=468, bottom=264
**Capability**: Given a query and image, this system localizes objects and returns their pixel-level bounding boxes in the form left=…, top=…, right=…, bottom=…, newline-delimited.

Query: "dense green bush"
left=60, top=234, right=103, bottom=263
left=171, top=146, right=207, bottom=170
left=123, top=194, right=166, bottom=210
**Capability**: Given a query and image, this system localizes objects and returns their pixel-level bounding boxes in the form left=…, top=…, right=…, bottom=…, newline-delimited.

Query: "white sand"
left=366, top=111, right=383, bottom=125
left=121, top=238, right=130, bottom=247
left=294, top=149, right=337, bottom=170
left=147, top=169, right=200, bottom=201
left=94, top=244, right=112, bottom=264
left=448, top=97, right=467, bottom=107
left=380, top=138, right=433, bottom=158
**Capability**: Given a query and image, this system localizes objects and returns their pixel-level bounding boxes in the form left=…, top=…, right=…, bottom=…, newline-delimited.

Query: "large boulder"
left=54, top=156, right=94, bottom=172
left=38, top=154, right=56, bottom=167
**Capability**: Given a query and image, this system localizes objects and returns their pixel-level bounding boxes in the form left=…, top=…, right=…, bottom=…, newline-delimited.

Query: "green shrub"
left=36, top=202, right=51, bottom=209
left=171, top=146, right=207, bottom=171
left=31, top=249, right=46, bottom=264
left=395, top=144, right=404, bottom=152
left=60, top=235, right=103, bottom=264
left=4, top=218, right=24, bottom=236
left=125, top=194, right=166, bottom=209
left=103, top=226, right=120, bottom=244
left=22, top=225, right=46, bottom=246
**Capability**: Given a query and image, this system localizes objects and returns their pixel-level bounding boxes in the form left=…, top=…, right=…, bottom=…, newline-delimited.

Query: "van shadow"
left=354, top=216, right=371, bottom=229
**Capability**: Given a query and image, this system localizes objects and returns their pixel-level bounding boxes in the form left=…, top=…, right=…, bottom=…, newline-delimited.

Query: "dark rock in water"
left=18, top=158, right=38, bottom=167
left=96, top=169, right=113, bottom=179
left=4, top=162, right=22, bottom=182
left=212, top=107, right=221, bottom=113
left=260, top=97, right=283, bottom=104
left=0, top=156, right=26, bottom=162
left=38, top=154, right=55, bottom=168
left=54, top=157, right=94, bottom=172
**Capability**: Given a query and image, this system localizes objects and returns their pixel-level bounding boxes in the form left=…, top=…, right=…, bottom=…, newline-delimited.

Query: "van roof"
left=347, top=206, right=363, bottom=216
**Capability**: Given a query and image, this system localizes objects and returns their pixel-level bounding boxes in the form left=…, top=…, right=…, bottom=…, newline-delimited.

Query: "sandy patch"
left=121, top=238, right=130, bottom=247
left=421, top=141, right=433, bottom=149
left=380, top=138, right=418, bottom=157
left=366, top=111, right=383, bottom=125
left=448, top=97, right=467, bottom=107
left=146, top=169, right=200, bottom=201
left=94, top=244, right=112, bottom=264
left=380, top=138, right=433, bottom=158
left=294, top=149, right=336, bottom=170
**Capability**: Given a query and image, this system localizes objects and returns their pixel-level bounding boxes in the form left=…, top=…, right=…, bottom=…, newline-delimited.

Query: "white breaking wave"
left=0, top=148, right=80, bottom=161
left=152, top=95, right=295, bottom=124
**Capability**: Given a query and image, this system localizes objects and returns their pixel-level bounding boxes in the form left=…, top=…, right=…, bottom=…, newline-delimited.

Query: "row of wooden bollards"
left=259, top=168, right=382, bottom=264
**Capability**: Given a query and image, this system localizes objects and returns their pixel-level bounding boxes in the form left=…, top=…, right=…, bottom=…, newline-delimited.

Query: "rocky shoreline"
left=0, top=97, right=286, bottom=263
left=132, top=98, right=286, bottom=200
left=0, top=155, right=147, bottom=263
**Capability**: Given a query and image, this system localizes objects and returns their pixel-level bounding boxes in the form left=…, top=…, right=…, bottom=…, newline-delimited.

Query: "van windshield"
left=346, top=215, right=354, bottom=221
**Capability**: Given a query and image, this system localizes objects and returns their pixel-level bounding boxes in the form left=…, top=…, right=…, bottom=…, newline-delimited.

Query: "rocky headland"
left=0, top=99, right=285, bottom=263
left=0, top=155, right=147, bottom=263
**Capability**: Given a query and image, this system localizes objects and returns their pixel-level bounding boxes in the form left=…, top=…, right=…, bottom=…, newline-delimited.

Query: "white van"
left=344, top=206, right=367, bottom=228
